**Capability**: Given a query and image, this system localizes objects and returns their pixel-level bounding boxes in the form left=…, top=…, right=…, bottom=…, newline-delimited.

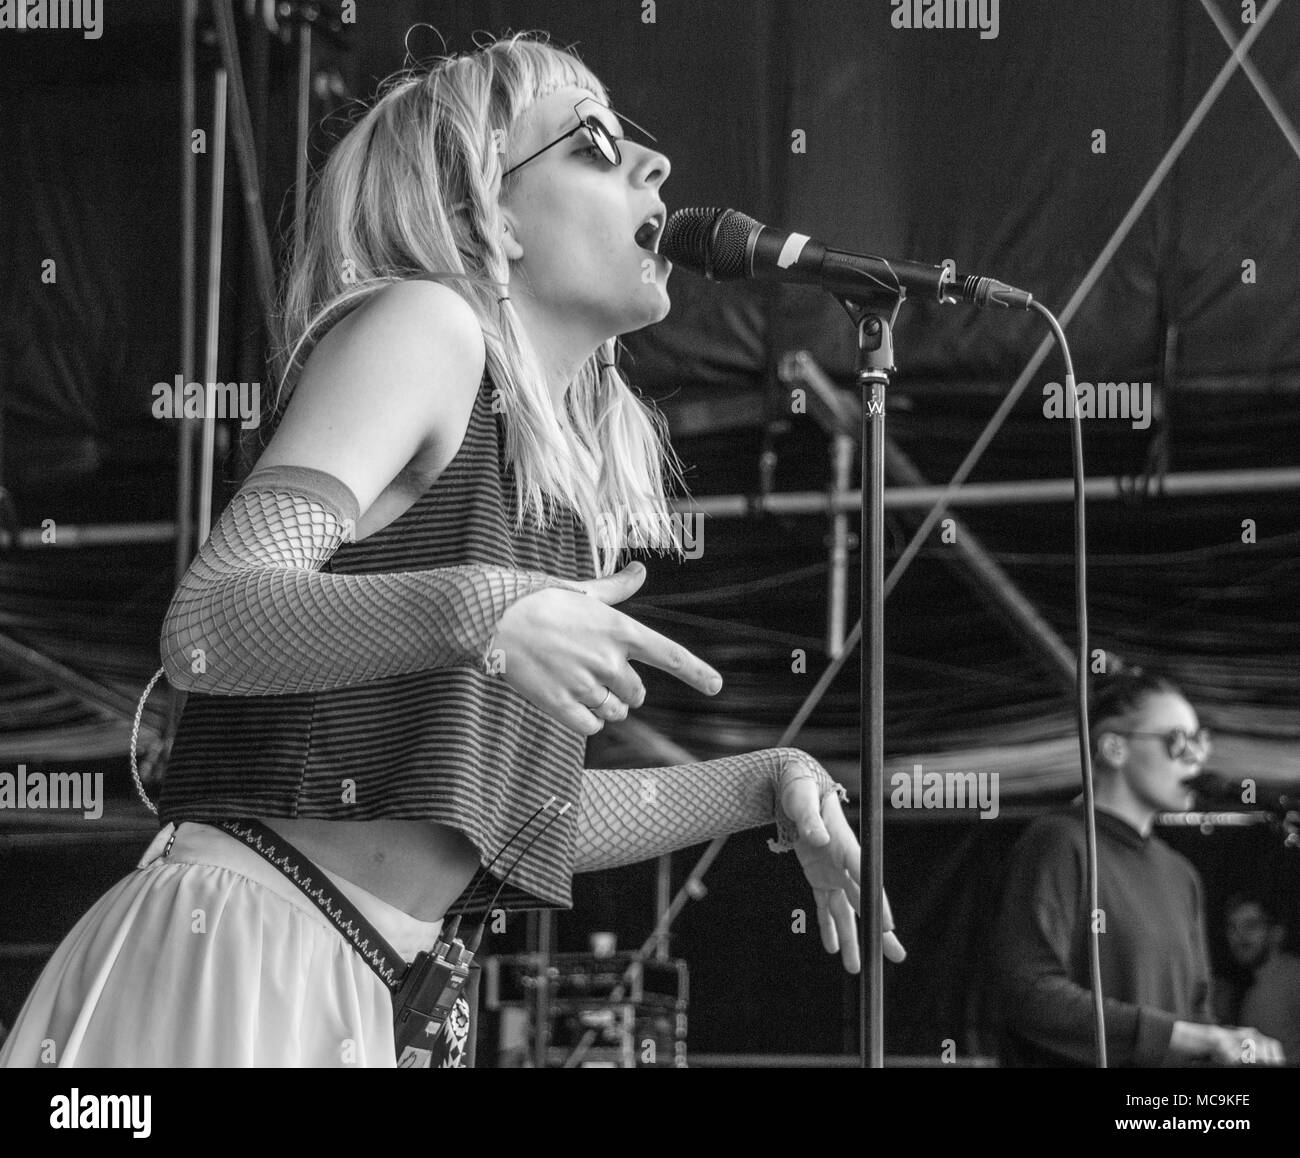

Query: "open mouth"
left=634, top=211, right=665, bottom=254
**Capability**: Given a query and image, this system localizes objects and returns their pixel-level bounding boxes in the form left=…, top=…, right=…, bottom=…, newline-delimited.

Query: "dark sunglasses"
left=502, top=97, right=656, bottom=178
left=1115, top=727, right=1213, bottom=760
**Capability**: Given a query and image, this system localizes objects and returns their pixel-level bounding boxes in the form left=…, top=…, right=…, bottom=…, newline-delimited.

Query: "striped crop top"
left=158, top=369, right=594, bottom=912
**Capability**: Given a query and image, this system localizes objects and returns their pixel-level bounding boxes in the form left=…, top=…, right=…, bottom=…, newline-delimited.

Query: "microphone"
left=1187, top=772, right=1298, bottom=816
left=660, top=207, right=1033, bottom=310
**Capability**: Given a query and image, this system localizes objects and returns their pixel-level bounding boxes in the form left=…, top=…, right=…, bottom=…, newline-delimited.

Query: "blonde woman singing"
left=2, top=32, right=902, bottom=1069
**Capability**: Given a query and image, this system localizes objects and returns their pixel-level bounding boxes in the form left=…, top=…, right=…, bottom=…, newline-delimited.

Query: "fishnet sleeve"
left=159, top=465, right=584, bottom=696
left=572, top=747, right=850, bottom=873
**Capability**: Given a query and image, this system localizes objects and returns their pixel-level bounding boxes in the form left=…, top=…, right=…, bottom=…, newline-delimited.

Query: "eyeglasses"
left=1114, top=727, right=1213, bottom=761
left=502, top=97, right=656, bottom=178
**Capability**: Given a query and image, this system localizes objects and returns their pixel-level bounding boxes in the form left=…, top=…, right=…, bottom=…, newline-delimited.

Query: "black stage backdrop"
left=2, top=0, right=1298, bottom=1058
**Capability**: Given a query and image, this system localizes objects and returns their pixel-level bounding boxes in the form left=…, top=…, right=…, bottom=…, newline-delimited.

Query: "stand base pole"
left=852, top=308, right=894, bottom=1069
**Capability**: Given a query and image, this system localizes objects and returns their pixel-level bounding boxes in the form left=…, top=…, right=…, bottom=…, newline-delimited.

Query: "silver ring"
left=593, top=688, right=613, bottom=711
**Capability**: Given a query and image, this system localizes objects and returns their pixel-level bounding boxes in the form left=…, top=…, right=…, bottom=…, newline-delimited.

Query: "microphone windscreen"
left=659, top=208, right=721, bottom=272
left=661, top=208, right=759, bottom=280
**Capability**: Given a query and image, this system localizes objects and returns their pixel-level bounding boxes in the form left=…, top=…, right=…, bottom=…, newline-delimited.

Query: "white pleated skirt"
left=0, top=820, right=446, bottom=1067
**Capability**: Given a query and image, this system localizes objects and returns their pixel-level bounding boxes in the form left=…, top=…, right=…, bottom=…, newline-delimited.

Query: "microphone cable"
left=1032, top=299, right=1106, bottom=1068
left=441, top=795, right=562, bottom=946
left=387, top=796, right=571, bottom=1060
left=465, top=801, right=572, bottom=954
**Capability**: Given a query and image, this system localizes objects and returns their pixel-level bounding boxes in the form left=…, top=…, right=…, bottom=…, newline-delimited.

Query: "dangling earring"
left=497, top=224, right=514, bottom=316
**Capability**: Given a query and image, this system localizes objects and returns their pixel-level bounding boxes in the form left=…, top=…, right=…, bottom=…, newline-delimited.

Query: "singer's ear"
left=498, top=210, right=525, bottom=263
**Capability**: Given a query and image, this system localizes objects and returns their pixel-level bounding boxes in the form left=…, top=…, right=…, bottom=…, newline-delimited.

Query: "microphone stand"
left=836, top=294, right=900, bottom=1070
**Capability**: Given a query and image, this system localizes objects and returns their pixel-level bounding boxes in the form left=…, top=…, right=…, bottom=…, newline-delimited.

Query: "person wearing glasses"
left=993, top=661, right=1285, bottom=1067
left=1, top=33, right=901, bottom=1070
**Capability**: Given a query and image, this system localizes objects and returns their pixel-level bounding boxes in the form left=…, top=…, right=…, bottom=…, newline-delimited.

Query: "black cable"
left=1032, top=299, right=1106, bottom=1068
left=465, top=802, right=572, bottom=953
left=443, top=795, right=560, bottom=943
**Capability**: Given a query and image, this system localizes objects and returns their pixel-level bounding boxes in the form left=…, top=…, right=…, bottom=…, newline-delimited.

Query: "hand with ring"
left=492, top=561, right=722, bottom=736
left=585, top=686, right=628, bottom=723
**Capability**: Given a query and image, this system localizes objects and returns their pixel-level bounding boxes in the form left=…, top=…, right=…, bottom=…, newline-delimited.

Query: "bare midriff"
left=256, top=816, right=482, bottom=923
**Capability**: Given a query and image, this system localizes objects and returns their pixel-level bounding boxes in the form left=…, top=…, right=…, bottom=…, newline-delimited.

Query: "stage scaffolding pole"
left=174, top=0, right=198, bottom=586
left=14, top=463, right=1300, bottom=549
left=675, top=465, right=1300, bottom=517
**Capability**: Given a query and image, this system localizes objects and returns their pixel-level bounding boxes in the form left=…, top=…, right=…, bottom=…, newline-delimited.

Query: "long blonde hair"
left=268, top=31, right=685, bottom=577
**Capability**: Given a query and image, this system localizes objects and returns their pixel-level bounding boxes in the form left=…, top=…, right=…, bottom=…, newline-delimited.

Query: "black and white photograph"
left=0, top=0, right=1298, bottom=1140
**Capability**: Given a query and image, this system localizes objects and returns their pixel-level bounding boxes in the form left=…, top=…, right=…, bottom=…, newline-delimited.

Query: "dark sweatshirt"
left=994, top=804, right=1213, bottom=1067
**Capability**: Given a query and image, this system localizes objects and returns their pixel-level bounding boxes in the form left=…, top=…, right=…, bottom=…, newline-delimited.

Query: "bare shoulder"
left=335, top=278, right=485, bottom=364
left=258, top=279, right=487, bottom=514
left=307, top=278, right=487, bottom=414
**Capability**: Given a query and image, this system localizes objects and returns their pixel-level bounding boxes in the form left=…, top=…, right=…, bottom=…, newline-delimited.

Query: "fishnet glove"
left=160, top=466, right=583, bottom=696
left=573, top=747, right=849, bottom=872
